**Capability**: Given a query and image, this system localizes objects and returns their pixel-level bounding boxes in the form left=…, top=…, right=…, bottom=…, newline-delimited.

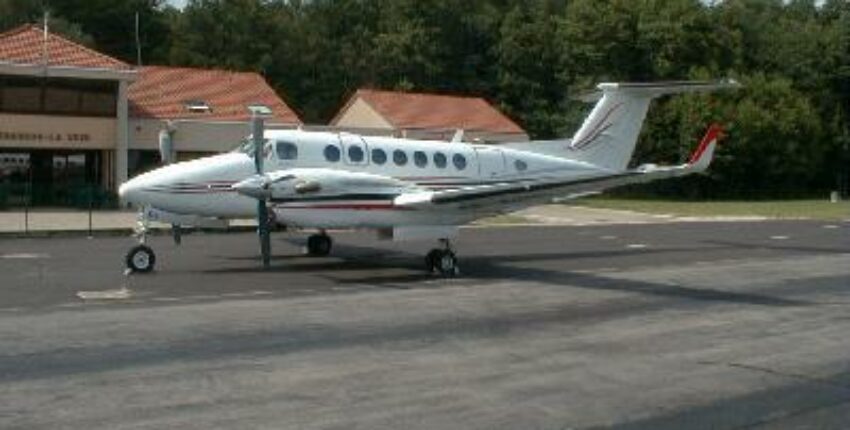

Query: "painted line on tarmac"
left=626, top=243, right=649, bottom=249
left=770, top=235, right=790, bottom=240
left=151, top=297, right=184, bottom=302
left=76, top=288, right=132, bottom=300
left=0, top=253, right=50, bottom=259
left=247, top=290, right=273, bottom=296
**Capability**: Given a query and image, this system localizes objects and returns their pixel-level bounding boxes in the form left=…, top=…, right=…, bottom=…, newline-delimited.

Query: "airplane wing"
left=395, top=124, right=722, bottom=211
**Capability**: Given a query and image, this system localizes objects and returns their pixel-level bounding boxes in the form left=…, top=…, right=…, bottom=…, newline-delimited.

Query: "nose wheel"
left=126, top=244, right=156, bottom=273
left=426, top=239, right=459, bottom=277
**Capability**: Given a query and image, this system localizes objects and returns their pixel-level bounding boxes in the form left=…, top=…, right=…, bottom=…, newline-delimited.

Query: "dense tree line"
left=2, top=0, right=848, bottom=198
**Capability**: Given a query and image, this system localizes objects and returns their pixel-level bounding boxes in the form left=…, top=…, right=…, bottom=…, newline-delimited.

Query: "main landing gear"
left=126, top=209, right=156, bottom=273
left=306, top=232, right=333, bottom=256
left=426, top=238, right=459, bottom=277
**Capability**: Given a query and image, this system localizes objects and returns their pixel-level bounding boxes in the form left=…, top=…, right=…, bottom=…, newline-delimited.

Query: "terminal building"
left=0, top=24, right=300, bottom=207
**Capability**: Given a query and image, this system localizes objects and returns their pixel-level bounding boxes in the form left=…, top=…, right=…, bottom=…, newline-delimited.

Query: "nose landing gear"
left=426, top=238, right=459, bottom=277
left=125, top=208, right=156, bottom=273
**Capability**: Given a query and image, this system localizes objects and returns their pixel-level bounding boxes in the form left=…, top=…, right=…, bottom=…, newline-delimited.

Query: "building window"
left=372, top=148, right=387, bottom=165
left=453, top=153, right=467, bottom=170
left=80, top=92, right=116, bottom=116
left=324, top=145, right=341, bottom=162
left=184, top=100, right=211, bottom=113
left=393, top=149, right=408, bottom=166
left=433, top=152, right=447, bottom=169
left=514, top=159, right=528, bottom=171
left=2, top=86, right=41, bottom=112
left=277, top=141, right=298, bottom=160
left=0, top=76, right=116, bottom=117
left=348, top=145, right=364, bottom=162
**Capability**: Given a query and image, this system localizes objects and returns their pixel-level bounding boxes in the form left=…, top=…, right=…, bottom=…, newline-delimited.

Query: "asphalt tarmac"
left=0, top=220, right=849, bottom=429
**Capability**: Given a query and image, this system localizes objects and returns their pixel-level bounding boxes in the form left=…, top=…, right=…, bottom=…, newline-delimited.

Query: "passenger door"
left=340, top=133, right=369, bottom=166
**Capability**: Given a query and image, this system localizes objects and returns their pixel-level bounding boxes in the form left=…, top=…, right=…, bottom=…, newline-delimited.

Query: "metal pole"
left=24, top=168, right=31, bottom=235
left=88, top=186, right=93, bottom=238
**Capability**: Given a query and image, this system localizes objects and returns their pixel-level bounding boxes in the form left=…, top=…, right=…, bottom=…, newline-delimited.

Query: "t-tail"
left=566, top=80, right=738, bottom=171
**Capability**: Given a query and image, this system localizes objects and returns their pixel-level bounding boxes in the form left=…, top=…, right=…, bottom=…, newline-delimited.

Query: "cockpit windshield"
left=232, top=138, right=254, bottom=155
left=231, top=137, right=269, bottom=157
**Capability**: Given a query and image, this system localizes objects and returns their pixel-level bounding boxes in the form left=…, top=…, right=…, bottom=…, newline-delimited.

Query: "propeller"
left=158, top=121, right=182, bottom=245
left=251, top=115, right=272, bottom=269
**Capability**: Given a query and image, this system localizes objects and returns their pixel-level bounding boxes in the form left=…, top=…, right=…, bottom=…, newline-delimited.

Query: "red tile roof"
left=0, top=24, right=130, bottom=70
left=128, top=66, right=301, bottom=123
left=334, top=89, right=525, bottom=134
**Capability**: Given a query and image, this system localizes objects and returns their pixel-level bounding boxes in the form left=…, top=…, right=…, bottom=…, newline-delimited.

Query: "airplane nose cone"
left=232, top=175, right=270, bottom=200
left=118, top=179, right=140, bottom=206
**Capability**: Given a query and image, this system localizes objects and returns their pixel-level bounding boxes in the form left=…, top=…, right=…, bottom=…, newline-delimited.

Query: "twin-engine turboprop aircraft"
left=119, top=80, right=737, bottom=275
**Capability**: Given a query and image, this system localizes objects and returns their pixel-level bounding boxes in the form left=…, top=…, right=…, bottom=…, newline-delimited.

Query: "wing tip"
left=687, top=123, right=723, bottom=166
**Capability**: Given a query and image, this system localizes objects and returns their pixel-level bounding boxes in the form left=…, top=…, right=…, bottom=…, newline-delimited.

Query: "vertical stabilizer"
left=567, top=80, right=739, bottom=171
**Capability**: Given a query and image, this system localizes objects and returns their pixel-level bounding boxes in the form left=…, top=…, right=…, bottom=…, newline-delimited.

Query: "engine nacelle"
left=143, top=207, right=229, bottom=228
left=234, top=168, right=411, bottom=201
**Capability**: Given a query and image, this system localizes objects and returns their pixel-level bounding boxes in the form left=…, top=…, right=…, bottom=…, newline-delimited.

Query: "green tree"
left=47, top=0, right=172, bottom=64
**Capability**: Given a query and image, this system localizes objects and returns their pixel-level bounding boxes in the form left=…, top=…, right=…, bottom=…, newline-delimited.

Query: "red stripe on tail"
left=688, top=124, right=723, bottom=165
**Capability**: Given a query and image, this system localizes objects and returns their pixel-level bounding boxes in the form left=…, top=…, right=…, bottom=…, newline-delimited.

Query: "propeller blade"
left=251, top=115, right=271, bottom=269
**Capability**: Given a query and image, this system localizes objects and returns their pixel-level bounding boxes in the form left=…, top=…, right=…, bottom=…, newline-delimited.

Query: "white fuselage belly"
left=119, top=130, right=606, bottom=229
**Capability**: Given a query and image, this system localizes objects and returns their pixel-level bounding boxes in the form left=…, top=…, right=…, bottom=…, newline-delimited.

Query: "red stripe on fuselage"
left=277, top=203, right=410, bottom=211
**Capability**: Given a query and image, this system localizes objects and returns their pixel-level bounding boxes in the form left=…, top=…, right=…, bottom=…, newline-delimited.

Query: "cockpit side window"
left=276, top=141, right=298, bottom=160
left=233, top=138, right=269, bottom=157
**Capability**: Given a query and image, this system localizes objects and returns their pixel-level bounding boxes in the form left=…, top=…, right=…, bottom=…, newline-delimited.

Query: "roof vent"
left=184, top=100, right=211, bottom=113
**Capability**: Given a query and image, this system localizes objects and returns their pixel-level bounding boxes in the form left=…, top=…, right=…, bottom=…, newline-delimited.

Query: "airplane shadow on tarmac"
left=203, top=241, right=810, bottom=308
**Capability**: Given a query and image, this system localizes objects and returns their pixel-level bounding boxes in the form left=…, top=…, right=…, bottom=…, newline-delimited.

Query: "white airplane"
left=119, top=80, right=737, bottom=275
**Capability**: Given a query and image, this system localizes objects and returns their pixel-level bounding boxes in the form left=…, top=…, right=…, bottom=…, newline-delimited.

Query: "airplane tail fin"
left=566, top=80, right=738, bottom=171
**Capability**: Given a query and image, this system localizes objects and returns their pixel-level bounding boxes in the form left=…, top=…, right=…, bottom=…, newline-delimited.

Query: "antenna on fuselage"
left=450, top=129, right=465, bottom=143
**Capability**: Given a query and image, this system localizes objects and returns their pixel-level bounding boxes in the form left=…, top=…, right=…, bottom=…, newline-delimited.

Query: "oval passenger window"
left=372, top=148, right=387, bottom=165
left=433, top=152, right=447, bottom=168
left=324, top=145, right=341, bottom=162
left=393, top=150, right=408, bottom=166
left=453, top=153, right=467, bottom=170
left=414, top=151, right=428, bottom=168
left=348, top=145, right=364, bottom=162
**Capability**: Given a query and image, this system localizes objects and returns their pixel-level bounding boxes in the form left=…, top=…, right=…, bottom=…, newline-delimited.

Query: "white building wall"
left=0, top=113, right=117, bottom=149
left=130, top=118, right=300, bottom=153
left=331, top=98, right=394, bottom=129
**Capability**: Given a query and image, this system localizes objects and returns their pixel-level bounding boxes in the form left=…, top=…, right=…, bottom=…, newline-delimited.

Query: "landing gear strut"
left=426, top=238, right=459, bottom=277
left=125, top=208, right=156, bottom=273
left=306, top=232, right=333, bottom=256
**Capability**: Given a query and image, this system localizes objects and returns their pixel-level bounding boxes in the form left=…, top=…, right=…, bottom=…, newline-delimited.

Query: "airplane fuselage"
left=120, top=129, right=606, bottom=229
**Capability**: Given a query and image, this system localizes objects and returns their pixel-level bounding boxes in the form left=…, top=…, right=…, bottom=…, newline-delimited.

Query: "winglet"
left=687, top=123, right=723, bottom=171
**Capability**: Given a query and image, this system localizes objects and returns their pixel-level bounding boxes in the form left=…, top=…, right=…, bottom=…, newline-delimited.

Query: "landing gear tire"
left=306, top=234, right=332, bottom=256
left=126, top=244, right=156, bottom=273
left=426, top=249, right=459, bottom=277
